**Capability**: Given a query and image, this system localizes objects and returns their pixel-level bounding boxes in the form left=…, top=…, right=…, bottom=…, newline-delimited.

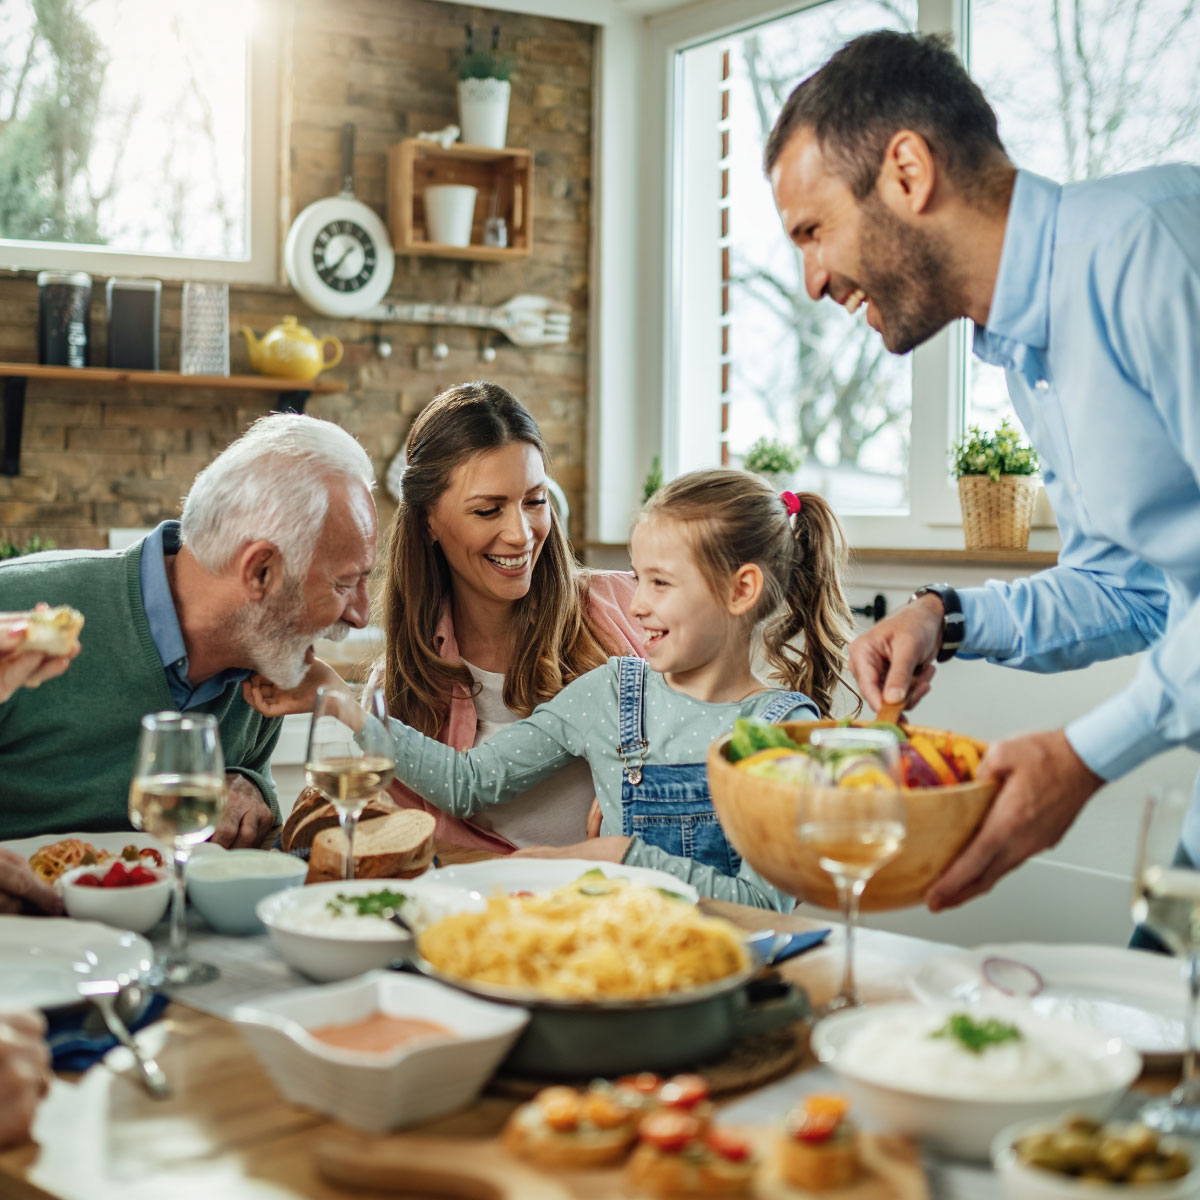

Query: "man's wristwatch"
left=910, top=583, right=965, bottom=663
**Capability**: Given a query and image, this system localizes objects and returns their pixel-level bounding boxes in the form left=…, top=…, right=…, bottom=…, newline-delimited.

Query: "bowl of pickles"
left=992, top=1113, right=1199, bottom=1198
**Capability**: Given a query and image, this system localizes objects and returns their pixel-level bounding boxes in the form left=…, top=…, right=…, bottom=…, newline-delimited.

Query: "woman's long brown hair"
left=640, top=469, right=857, bottom=717
left=379, top=382, right=611, bottom=736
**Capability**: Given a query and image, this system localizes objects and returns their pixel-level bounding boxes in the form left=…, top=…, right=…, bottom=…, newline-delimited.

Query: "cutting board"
left=314, top=1126, right=928, bottom=1199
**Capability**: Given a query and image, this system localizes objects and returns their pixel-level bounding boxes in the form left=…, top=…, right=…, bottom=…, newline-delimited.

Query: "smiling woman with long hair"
left=372, top=382, right=644, bottom=853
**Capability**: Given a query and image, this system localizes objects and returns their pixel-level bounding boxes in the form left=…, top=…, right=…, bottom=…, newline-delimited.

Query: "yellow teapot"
left=240, top=316, right=343, bottom=383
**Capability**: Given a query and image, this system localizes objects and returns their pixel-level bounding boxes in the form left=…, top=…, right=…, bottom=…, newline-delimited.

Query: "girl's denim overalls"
left=615, top=657, right=808, bottom=877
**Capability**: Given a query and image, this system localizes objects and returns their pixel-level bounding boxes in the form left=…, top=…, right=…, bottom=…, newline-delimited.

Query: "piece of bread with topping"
left=777, top=1094, right=859, bottom=1191
left=625, top=1111, right=755, bottom=1197
left=503, top=1084, right=641, bottom=1168
left=17, top=603, right=84, bottom=656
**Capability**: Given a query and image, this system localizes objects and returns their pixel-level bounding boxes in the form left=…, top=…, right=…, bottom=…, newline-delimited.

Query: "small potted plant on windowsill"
left=458, top=23, right=512, bottom=150
left=742, top=436, right=803, bottom=491
left=951, top=418, right=1040, bottom=550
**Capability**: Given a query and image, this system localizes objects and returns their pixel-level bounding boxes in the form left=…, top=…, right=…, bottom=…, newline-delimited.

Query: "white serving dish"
left=811, top=1000, right=1142, bottom=1160
left=186, top=849, right=307, bottom=935
left=992, top=1117, right=1200, bottom=1199
left=424, top=857, right=700, bottom=903
left=231, top=970, right=528, bottom=1133
left=256, top=877, right=485, bottom=982
left=59, top=862, right=171, bottom=934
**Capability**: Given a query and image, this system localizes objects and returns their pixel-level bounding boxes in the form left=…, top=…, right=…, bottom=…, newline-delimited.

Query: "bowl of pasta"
left=411, top=874, right=809, bottom=1077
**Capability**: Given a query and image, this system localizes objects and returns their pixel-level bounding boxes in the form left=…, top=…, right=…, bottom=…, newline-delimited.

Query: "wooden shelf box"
left=387, top=139, right=532, bottom=261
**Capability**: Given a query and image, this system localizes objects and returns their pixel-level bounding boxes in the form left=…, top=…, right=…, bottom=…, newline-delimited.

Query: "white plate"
left=0, top=829, right=169, bottom=868
left=424, top=857, right=700, bottom=903
left=0, top=916, right=154, bottom=1010
left=910, top=942, right=1186, bottom=1062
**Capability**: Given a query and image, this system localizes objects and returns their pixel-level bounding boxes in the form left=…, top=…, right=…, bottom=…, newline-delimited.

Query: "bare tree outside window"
left=0, top=0, right=249, bottom=260
left=967, top=0, right=1200, bottom=430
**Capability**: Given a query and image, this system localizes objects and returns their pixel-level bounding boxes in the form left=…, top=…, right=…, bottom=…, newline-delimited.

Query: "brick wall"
left=0, top=1, right=593, bottom=552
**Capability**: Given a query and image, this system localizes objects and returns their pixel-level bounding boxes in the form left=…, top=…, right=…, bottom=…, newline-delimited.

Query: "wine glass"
left=1131, top=788, right=1200, bottom=1134
left=797, top=727, right=906, bottom=1012
left=304, top=686, right=395, bottom=881
left=128, top=711, right=226, bottom=986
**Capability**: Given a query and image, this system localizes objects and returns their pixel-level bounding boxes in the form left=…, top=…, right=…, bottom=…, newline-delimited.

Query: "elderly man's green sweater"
left=0, top=542, right=281, bottom=839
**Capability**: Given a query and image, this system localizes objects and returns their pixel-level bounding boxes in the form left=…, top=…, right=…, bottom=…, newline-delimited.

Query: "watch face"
left=312, top=219, right=378, bottom=293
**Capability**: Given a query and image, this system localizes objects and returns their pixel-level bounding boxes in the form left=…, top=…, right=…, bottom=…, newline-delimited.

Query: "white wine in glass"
left=798, top=727, right=905, bottom=1012
left=128, top=711, right=226, bottom=987
left=1131, top=789, right=1200, bottom=1134
left=304, top=686, right=395, bottom=881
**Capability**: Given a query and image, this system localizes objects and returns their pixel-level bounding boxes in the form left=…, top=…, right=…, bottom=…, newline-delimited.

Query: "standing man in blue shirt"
left=767, top=30, right=1200, bottom=912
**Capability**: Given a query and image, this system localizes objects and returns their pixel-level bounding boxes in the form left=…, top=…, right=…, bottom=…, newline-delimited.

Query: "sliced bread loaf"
left=281, top=787, right=398, bottom=853
left=305, top=809, right=437, bottom=884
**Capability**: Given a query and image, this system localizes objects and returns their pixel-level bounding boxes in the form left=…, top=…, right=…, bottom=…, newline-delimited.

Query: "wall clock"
left=284, top=123, right=395, bottom=318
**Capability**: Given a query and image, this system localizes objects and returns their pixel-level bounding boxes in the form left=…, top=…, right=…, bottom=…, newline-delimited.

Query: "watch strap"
left=911, top=583, right=965, bottom=662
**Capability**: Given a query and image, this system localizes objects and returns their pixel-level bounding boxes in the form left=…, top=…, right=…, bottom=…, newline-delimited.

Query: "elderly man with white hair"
left=0, top=413, right=377, bottom=913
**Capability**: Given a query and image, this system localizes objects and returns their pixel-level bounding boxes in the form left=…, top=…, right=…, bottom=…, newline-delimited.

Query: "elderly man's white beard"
left=235, top=579, right=353, bottom=690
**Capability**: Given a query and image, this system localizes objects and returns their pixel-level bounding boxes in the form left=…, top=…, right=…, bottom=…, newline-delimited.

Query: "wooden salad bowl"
left=706, top=720, right=998, bottom=911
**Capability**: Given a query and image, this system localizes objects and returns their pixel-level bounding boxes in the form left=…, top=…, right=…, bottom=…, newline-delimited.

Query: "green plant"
left=742, top=436, right=802, bottom=476
left=459, top=23, right=513, bottom=82
left=0, top=535, right=56, bottom=560
left=950, top=418, right=1039, bottom=482
left=642, top=454, right=663, bottom=503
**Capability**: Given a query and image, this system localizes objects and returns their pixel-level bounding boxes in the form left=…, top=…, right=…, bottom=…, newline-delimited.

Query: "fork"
left=77, top=978, right=170, bottom=1099
left=360, top=294, right=572, bottom=348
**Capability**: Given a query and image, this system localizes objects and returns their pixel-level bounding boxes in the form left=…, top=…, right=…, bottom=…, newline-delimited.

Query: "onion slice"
left=981, top=954, right=1044, bottom=998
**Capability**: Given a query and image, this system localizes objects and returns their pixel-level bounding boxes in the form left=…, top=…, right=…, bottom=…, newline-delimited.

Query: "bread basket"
left=706, top=720, right=998, bottom=911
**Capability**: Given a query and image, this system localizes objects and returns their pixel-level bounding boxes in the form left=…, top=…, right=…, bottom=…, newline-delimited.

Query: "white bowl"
left=256, top=877, right=486, bottom=982
left=186, top=849, right=307, bottom=935
left=231, top=970, right=528, bottom=1132
left=992, top=1117, right=1200, bottom=1198
left=59, top=862, right=171, bottom=934
left=812, top=1000, right=1142, bottom=1160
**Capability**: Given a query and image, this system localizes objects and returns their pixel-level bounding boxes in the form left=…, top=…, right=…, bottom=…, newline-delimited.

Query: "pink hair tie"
left=781, top=490, right=802, bottom=517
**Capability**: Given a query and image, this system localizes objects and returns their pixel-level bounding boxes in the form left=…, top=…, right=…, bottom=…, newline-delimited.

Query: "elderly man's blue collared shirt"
left=140, top=520, right=251, bottom=710
left=960, top=165, right=1200, bottom=794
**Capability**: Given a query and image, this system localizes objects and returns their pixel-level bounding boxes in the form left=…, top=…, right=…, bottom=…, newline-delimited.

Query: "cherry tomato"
left=127, top=866, right=158, bottom=886
left=705, top=1129, right=751, bottom=1162
left=101, top=861, right=131, bottom=888
left=73, top=873, right=102, bottom=887
left=616, top=1072, right=662, bottom=1095
left=638, top=1110, right=702, bottom=1153
left=788, top=1112, right=840, bottom=1144
left=659, top=1074, right=709, bottom=1110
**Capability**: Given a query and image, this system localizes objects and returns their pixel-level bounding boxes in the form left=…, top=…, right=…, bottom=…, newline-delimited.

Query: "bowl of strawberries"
left=59, top=857, right=171, bottom=934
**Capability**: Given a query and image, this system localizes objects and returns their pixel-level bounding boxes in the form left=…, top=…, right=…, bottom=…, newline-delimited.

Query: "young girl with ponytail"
left=249, top=468, right=855, bottom=910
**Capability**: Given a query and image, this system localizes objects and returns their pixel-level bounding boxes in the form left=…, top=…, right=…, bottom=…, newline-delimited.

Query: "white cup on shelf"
left=424, top=185, right=478, bottom=247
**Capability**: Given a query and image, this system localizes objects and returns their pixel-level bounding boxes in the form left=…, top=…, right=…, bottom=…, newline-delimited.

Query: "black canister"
left=37, top=271, right=91, bottom=368
left=106, top=278, right=161, bottom=370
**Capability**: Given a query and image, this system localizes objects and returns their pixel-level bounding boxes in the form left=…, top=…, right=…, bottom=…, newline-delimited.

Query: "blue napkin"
left=45, top=991, right=169, bottom=1072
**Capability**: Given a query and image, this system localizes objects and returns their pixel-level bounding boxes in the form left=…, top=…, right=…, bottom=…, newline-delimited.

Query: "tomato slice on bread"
left=639, top=1110, right=703, bottom=1153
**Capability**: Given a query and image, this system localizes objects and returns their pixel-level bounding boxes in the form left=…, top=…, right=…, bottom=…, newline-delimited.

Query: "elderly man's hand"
left=848, top=594, right=944, bottom=714
left=0, top=615, right=79, bottom=704
left=0, top=1011, right=51, bottom=1148
left=211, top=774, right=276, bottom=849
left=0, top=849, right=62, bottom=916
left=925, top=729, right=1104, bottom=911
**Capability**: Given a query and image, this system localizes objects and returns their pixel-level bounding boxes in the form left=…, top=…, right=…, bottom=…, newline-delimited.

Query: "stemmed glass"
left=128, top=712, right=226, bottom=986
left=1131, top=788, right=1200, bottom=1134
left=797, top=727, right=906, bottom=1012
left=304, top=686, right=395, bottom=881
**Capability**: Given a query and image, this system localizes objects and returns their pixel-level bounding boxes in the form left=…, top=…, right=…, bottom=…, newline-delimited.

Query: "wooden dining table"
left=0, top=898, right=1178, bottom=1200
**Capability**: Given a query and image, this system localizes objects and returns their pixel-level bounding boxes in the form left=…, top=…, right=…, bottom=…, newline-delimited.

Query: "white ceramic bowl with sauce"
left=992, top=1117, right=1200, bottom=1199
left=186, top=849, right=307, bottom=935
left=256, top=878, right=486, bottom=982
left=812, top=1001, right=1142, bottom=1160
left=231, top=969, right=529, bottom=1132
left=59, top=862, right=171, bottom=934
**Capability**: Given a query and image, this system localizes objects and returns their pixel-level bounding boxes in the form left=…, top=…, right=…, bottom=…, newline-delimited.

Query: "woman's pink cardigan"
left=374, top=571, right=644, bottom=853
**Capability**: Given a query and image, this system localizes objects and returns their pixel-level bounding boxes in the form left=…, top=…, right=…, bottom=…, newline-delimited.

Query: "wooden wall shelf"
left=387, top=139, right=532, bottom=261
left=0, top=363, right=348, bottom=476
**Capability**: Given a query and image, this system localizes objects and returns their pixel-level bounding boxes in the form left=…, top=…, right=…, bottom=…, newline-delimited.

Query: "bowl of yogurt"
left=257, top=878, right=486, bottom=981
left=812, top=1001, right=1142, bottom=1160
left=186, top=849, right=308, bottom=936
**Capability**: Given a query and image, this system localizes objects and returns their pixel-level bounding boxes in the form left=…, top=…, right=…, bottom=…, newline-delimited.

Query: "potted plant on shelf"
left=742, top=436, right=802, bottom=491
left=951, top=418, right=1040, bottom=550
left=458, top=23, right=512, bottom=150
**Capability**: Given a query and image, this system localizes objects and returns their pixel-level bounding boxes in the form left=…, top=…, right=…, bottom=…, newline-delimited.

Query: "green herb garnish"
left=931, top=1013, right=1023, bottom=1054
left=656, top=887, right=688, bottom=902
left=326, top=889, right=409, bottom=918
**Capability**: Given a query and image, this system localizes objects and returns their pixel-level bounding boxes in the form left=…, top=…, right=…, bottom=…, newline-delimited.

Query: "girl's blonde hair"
left=639, top=469, right=855, bottom=716
left=379, top=382, right=610, bottom=737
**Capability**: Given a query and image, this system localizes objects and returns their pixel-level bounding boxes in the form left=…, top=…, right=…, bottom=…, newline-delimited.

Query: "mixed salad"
left=727, top=717, right=980, bottom=789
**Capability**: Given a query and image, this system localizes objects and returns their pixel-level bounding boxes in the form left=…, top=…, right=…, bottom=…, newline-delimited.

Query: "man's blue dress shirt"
left=140, top=521, right=251, bottom=711
left=965, top=165, right=1200, bottom=846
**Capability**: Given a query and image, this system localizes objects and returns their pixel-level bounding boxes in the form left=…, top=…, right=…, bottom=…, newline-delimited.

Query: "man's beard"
left=234, top=578, right=352, bottom=690
left=856, top=195, right=962, bottom=355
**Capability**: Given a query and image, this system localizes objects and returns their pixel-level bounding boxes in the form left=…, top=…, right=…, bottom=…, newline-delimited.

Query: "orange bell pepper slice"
left=907, top=734, right=958, bottom=786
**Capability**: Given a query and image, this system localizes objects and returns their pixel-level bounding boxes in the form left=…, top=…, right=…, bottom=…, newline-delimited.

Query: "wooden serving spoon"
left=875, top=698, right=905, bottom=727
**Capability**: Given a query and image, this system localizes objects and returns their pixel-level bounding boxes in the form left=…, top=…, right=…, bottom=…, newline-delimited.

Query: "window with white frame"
left=0, top=0, right=278, bottom=282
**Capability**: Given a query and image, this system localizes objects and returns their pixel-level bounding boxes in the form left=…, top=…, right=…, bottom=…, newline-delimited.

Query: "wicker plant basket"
left=957, top=474, right=1038, bottom=550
